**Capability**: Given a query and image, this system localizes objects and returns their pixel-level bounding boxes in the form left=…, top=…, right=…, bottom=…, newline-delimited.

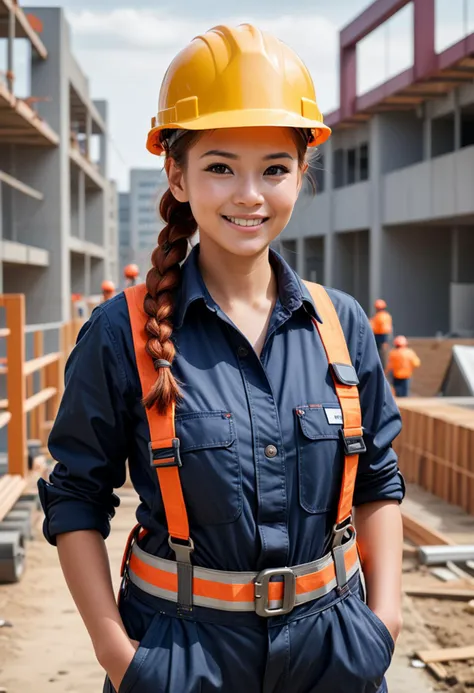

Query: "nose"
left=232, top=174, right=265, bottom=208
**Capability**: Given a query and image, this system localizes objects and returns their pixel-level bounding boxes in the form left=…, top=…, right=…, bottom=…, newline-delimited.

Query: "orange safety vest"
left=370, top=310, right=392, bottom=336
left=387, top=347, right=420, bottom=380
left=120, top=281, right=365, bottom=615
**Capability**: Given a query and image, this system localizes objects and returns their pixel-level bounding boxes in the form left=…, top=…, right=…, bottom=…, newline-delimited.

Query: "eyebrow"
left=200, top=150, right=294, bottom=161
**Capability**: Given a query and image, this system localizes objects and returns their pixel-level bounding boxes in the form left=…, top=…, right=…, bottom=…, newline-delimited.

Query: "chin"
left=221, top=237, right=272, bottom=257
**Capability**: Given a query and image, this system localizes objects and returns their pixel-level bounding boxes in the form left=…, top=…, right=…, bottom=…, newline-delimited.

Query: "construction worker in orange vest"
left=370, top=299, right=393, bottom=367
left=101, top=280, right=116, bottom=303
left=124, top=263, right=140, bottom=288
left=386, top=335, right=420, bottom=397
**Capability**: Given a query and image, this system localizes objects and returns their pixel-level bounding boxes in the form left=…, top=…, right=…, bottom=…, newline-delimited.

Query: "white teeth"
left=226, top=216, right=265, bottom=227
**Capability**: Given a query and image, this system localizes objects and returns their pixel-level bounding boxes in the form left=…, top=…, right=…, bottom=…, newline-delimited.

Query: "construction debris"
left=419, top=545, right=474, bottom=566
left=415, top=645, right=474, bottom=664
left=404, top=586, right=474, bottom=600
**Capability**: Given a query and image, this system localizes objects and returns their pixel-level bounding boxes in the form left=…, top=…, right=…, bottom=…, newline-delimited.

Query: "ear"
left=165, top=158, right=189, bottom=203
left=296, top=162, right=309, bottom=194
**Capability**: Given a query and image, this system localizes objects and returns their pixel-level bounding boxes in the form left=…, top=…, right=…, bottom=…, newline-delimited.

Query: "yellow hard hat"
left=147, top=24, right=331, bottom=156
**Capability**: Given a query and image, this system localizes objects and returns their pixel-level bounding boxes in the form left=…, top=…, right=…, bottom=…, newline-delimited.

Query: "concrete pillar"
left=85, top=112, right=92, bottom=160
left=354, top=232, right=361, bottom=299
left=84, top=254, right=91, bottom=296
left=78, top=170, right=85, bottom=240
left=369, top=115, right=383, bottom=305
left=7, top=7, right=15, bottom=93
left=296, top=237, right=305, bottom=278
left=423, top=116, right=432, bottom=160
left=451, top=227, right=459, bottom=283
left=325, top=138, right=335, bottom=286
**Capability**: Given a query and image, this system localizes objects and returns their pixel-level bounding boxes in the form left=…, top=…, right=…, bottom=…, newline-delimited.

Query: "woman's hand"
left=97, top=637, right=139, bottom=692
left=372, top=607, right=403, bottom=644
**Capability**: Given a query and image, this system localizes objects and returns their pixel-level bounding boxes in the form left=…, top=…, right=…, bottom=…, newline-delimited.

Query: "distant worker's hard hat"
left=393, top=335, right=408, bottom=348
left=71, top=293, right=83, bottom=302
left=375, top=299, right=387, bottom=310
left=146, top=23, right=332, bottom=156
left=124, top=263, right=140, bottom=279
left=101, top=280, right=115, bottom=293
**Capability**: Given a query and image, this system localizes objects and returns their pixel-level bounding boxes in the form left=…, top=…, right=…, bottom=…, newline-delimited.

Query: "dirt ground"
left=0, top=491, right=442, bottom=693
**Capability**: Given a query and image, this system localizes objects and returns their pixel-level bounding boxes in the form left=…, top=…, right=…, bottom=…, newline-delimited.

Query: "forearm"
left=354, top=500, right=403, bottom=637
left=56, top=530, right=129, bottom=664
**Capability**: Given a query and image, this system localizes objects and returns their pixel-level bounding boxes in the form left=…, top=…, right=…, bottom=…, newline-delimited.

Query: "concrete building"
left=118, top=168, right=167, bottom=281
left=0, top=2, right=117, bottom=323
left=119, top=191, right=132, bottom=275
left=282, top=0, right=474, bottom=338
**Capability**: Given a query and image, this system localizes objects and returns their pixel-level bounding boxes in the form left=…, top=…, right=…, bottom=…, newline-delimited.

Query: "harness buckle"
left=254, top=567, right=296, bottom=618
left=149, top=438, right=182, bottom=468
left=340, top=430, right=366, bottom=456
left=168, top=535, right=194, bottom=564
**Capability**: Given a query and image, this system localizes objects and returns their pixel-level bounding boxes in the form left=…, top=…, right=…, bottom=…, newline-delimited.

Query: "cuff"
left=38, top=478, right=111, bottom=546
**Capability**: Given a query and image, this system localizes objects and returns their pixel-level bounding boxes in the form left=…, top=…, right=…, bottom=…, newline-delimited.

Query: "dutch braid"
left=143, top=175, right=197, bottom=412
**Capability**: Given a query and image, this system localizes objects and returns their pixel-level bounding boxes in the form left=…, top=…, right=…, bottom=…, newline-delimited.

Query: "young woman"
left=39, top=24, right=405, bottom=693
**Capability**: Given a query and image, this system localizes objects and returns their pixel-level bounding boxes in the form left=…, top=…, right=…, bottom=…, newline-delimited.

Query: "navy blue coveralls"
left=39, top=246, right=404, bottom=693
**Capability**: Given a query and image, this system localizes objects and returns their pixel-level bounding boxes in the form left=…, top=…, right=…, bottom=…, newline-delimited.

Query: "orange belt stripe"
left=129, top=542, right=359, bottom=603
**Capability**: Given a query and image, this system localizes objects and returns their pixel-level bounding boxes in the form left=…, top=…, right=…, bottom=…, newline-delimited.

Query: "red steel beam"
left=340, top=0, right=409, bottom=49
left=339, top=0, right=435, bottom=121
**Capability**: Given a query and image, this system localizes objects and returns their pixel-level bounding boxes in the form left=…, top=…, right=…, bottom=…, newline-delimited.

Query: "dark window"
left=359, top=143, right=369, bottom=181
left=333, top=148, right=345, bottom=188
left=347, top=148, right=356, bottom=184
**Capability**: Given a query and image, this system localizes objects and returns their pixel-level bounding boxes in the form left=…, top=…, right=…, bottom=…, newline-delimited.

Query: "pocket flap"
left=175, top=411, right=236, bottom=452
left=295, top=405, right=341, bottom=440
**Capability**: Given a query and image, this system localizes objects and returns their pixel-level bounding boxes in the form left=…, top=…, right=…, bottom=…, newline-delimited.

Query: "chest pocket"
left=295, top=404, right=344, bottom=514
left=172, top=410, right=242, bottom=526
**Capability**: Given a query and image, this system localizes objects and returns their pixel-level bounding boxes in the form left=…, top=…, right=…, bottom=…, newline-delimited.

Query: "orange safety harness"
left=120, top=282, right=366, bottom=618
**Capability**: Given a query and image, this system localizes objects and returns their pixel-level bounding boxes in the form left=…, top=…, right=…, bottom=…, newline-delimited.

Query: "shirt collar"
left=174, top=244, right=322, bottom=329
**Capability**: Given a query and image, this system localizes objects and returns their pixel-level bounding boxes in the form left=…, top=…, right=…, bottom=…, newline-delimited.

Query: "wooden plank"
left=34, top=332, right=46, bottom=446
left=24, top=387, right=57, bottom=414
left=0, top=170, right=43, bottom=200
left=416, top=645, right=474, bottom=664
left=3, top=294, right=27, bottom=476
left=426, top=662, right=448, bottom=681
left=404, top=586, right=474, bottom=600
left=0, top=411, right=11, bottom=429
left=0, top=474, right=27, bottom=521
left=402, top=510, right=455, bottom=546
left=0, top=327, right=10, bottom=337
left=24, top=351, right=60, bottom=376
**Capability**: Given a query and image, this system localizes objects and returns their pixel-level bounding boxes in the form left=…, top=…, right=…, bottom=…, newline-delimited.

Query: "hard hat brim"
left=146, top=108, right=332, bottom=155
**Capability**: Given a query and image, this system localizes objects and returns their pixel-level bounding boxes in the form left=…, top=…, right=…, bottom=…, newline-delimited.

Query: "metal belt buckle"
left=254, top=567, right=296, bottom=617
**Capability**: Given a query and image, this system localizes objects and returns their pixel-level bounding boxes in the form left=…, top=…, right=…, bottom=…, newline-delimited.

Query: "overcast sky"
left=20, top=0, right=474, bottom=189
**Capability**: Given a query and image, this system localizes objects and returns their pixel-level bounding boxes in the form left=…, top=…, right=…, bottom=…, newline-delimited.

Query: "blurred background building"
left=0, top=4, right=119, bottom=324
left=282, top=0, right=474, bottom=339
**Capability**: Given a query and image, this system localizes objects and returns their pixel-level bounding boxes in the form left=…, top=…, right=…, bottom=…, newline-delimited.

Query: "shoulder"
left=304, top=282, right=371, bottom=371
left=74, top=292, right=135, bottom=379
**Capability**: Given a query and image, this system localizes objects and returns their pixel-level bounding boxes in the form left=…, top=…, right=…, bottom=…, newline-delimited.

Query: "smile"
left=222, top=216, right=269, bottom=227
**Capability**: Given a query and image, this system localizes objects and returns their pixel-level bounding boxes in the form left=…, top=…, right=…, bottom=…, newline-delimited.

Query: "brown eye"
left=206, top=164, right=233, bottom=174
left=264, top=165, right=290, bottom=176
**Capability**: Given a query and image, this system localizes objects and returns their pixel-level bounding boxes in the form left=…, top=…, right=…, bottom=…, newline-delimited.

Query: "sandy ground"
left=0, top=491, right=434, bottom=693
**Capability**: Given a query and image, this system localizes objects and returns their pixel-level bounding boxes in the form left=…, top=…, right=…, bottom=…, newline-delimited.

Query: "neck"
left=198, top=237, right=276, bottom=308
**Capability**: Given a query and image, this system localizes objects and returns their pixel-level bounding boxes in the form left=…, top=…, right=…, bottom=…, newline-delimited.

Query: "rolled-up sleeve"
left=38, top=306, right=131, bottom=545
left=353, top=301, right=405, bottom=506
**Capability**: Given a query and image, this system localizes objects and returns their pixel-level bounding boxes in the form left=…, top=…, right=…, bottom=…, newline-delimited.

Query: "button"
left=265, top=445, right=278, bottom=458
left=237, top=346, right=249, bottom=358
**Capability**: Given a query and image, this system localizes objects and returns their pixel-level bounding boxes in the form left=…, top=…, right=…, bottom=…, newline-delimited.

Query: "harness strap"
left=124, top=284, right=193, bottom=610
left=303, top=282, right=365, bottom=551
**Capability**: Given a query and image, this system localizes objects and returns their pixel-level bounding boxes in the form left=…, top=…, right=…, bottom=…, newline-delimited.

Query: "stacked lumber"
left=408, top=338, right=474, bottom=397
left=395, top=400, right=474, bottom=515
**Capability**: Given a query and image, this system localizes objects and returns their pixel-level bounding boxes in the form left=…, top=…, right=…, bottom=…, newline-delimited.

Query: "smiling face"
left=166, top=127, right=306, bottom=258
